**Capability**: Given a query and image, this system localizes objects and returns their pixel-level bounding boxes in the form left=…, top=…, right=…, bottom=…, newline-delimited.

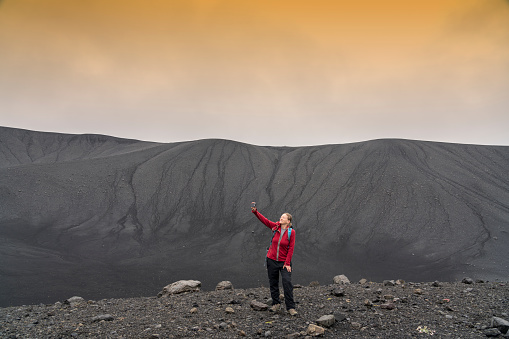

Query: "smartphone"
left=251, top=202, right=256, bottom=208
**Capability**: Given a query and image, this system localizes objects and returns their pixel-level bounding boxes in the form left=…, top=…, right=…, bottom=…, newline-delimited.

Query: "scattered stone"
left=216, top=281, right=233, bottom=291
left=331, top=288, right=345, bottom=297
left=350, top=322, right=362, bottom=330
left=157, top=280, right=201, bottom=297
left=316, top=314, right=335, bottom=327
left=91, top=314, right=114, bottom=322
left=309, top=281, right=320, bottom=287
left=395, top=279, right=405, bottom=285
left=491, top=316, right=509, bottom=334
left=484, top=328, right=502, bottom=337
left=306, top=323, right=325, bottom=336
left=65, top=296, right=84, bottom=306
left=190, top=307, right=198, bottom=314
left=334, top=312, right=348, bottom=322
left=383, top=280, right=395, bottom=286
left=414, top=289, right=423, bottom=295
left=380, top=302, right=396, bottom=310
left=2, top=280, right=507, bottom=338
left=250, top=300, right=269, bottom=311
left=432, top=281, right=441, bottom=287
left=333, top=275, right=350, bottom=285
left=462, top=277, right=474, bottom=284
left=359, top=278, right=368, bottom=284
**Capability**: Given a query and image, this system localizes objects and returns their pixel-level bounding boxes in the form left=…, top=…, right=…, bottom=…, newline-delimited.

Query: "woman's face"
left=279, top=214, right=290, bottom=226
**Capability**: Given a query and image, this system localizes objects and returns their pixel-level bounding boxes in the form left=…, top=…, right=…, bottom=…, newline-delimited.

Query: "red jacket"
left=253, top=210, right=295, bottom=266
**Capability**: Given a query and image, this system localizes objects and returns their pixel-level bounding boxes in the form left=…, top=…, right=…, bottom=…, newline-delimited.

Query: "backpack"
left=264, top=227, right=293, bottom=266
left=267, top=227, right=292, bottom=252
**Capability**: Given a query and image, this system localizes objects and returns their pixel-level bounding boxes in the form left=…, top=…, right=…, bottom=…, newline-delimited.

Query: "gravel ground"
left=1, top=279, right=508, bottom=338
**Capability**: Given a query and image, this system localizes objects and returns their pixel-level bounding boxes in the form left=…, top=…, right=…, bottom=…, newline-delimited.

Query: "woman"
left=252, top=205, right=297, bottom=316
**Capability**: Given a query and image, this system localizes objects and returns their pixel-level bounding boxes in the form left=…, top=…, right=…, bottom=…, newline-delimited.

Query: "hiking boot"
left=269, top=304, right=281, bottom=312
left=288, top=308, right=298, bottom=316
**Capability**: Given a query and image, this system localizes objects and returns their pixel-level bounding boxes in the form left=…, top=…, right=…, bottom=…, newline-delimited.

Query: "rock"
left=432, top=280, right=441, bottom=287
left=484, top=328, right=502, bottom=337
left=334, top=312, right=348, bottom=322
left=65, top=296, right=84, bottom=306
left=359, top=278, right=368, bottom=284
left=91, top=314, right=114, bottom=322
left=383, top=280, right=395, bottom=286
left=309, top=281, right=320, bottom=287
left=216, top=281, right=233, bottom=291
left=462, top=277, right=474, bottom=284
left=157, top=280, right=201, bottom=297
left=333, top=275, right=350, bottom=285
left=331, top=288, right=345, bottom=297
left=395, top=279, right=405, bottom=285
left=350, top=322, right=362, bottom=330
left=250, top=300, right=269, bottom=311
left=380, top=302, right=396, bottom=310
left=492, top=316, right=509, bottom=334
left=364, top=299, right=373, bottom=307
left=225, top=307, right=235, bottom=314
left=414, top=288, right=423, bottom=295
left=190, top=307, right=198, bottom=314
left=316, top=315, right=335, bottom=328
left=306, top=324, right=325, bottom=336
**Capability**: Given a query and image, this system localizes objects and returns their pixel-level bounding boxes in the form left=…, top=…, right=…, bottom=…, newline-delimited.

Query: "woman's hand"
left=283, top=265, right=292, bottom=272
left=251, top=207, right=257, bottom=212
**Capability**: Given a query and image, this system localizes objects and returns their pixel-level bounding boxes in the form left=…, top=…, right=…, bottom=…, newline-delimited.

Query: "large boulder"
left=316, top=315, right=335, bottom=328
left=157, top=280, right=201, bottom=297
left=215, top=281, right=233, bottom=291
left=64, top=296, right=84, bottom=307
left=307, top=324, right=326, bottom=336
left=492, top=317, right=509, bottom=334
left=333, top=275, right=350, bottom=285
left=250, top=300, right=269, bottom=311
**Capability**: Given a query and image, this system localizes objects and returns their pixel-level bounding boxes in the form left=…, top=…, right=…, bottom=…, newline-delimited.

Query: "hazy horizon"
left=1, top=0, right=509, bottom=147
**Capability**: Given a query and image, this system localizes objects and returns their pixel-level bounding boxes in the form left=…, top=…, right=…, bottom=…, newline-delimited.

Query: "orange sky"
left=1, top=0, right=508, bottom=146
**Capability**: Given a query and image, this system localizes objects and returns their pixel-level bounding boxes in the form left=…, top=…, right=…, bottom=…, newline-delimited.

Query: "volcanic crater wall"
left=1, top=126, right=508, bottom=306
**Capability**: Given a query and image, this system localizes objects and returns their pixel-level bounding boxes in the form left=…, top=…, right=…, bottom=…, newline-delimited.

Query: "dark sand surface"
left=0, top=126, right=508, bottom=307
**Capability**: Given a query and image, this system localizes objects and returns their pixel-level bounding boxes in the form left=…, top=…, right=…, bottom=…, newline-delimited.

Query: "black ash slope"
left=0, top=126, right=508, bottom=307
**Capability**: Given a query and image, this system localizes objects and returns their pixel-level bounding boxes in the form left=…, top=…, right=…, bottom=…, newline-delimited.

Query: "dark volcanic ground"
left=1, top=279, right=508, bottom=338
left=0, top=126, right=508, bottom=307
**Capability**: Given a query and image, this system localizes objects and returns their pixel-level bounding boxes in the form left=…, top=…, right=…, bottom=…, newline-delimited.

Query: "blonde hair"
left=283, top=212, right=293, bottom=227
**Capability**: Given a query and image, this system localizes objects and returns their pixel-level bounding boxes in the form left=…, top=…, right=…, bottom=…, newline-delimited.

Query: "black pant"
left=266, top=258, right=295, bottom=310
